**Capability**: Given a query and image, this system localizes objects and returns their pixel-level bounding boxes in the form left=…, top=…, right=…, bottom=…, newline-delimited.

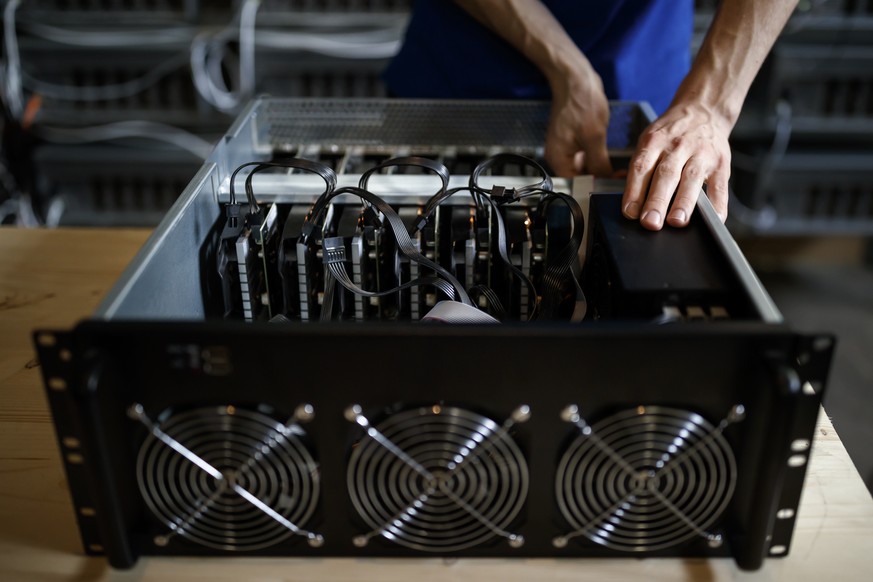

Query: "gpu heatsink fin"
left=554, top=405, right=743, bottom=552
left=131, top=403, right=323, bottom=551
left=345, top=404, right=530, bottom=552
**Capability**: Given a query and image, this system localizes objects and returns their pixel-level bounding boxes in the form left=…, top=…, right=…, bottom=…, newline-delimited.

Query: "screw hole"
left=66, top=453, right=84, bottom=465
left=48, top=377, right=67, bottom=391
left=62, top=437, right=81, bottom=449
left=37, top=334, right=57, bottom=347
left=80, top=507, right=96, bottom=517
left=788, top=454, right=807, bottom=468
left=791, top=439, right=810, bottom=452
left=59, top=348, right=72, bottom=362
left=776, top=509, right=795, bottom=520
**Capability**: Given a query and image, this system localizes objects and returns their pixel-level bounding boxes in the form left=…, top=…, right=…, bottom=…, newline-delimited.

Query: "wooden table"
left=1, top=226, right=872, bottom=581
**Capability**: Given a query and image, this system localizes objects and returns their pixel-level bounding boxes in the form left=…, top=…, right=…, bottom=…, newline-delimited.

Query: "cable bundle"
left=223, top=153, right=586, bottom=323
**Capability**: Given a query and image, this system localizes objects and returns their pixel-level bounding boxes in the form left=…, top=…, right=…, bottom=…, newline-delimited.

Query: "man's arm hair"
left=454, top=0, right=589, bottom=92
left=674, top=0, right=798, bottom=128
left=622, top=0, right=799, bottom=229
left=453, top=0, right=613, bottom=177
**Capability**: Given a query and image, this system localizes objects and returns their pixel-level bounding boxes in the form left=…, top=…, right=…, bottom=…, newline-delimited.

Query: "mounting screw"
left=307, top=533, right=324, bottom=548
left=352, top=535, right=368, bottom=548
left=127, top=403, right=145, bottom=420
left=512, top=405, right=531, bottom=424
left=560, top=405, right=580, bottom=423
left=707, top=533, right=723, bottom=548
left=295, top=403, right=315, bottom=423
left=508, top=534, right=525, bottom=548
left=344, top=404, right=363, bottom=423
left=154, top=535, right=169, bottom=547
left=552, top=536, right=568, bottom=549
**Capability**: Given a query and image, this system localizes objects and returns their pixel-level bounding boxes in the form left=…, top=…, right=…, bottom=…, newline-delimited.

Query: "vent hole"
left=788, top=454, right=807, bottom=468
left=48, top=377, right=67, bottom=391
left=37, top=334, right=57, bottom=347
left=776, top=508, right=795, bottom=520
left=62, top=437, right=81, bottom=449
left=791, top=439, right=811, bottom=452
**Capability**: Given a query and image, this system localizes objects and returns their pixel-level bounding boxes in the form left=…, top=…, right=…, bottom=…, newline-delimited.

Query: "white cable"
left=33, top=121, right=214, bottom=159
left=3, top=0, right=24, bottom=119
left=254, top=30, right=401, bottom=59
left=44, top=195, right=66, bottom=228
left=22, top=53, right=189, bottom=102
left=190, top=0, right=260, bottom=113
left=239, top=0, right=260, bottom=103
left=15, top=194, right=41, bottom=227
left=19, top=21, right=198, bottom=46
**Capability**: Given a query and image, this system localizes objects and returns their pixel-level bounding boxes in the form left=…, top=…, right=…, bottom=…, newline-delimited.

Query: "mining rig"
left=34, top=98, right=834, bottom=571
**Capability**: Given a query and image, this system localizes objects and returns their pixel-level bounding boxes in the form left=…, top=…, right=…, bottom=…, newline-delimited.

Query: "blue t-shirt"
left=383, top=0, right=693, bottom=115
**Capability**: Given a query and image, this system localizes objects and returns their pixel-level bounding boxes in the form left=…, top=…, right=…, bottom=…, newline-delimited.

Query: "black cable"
left=468, top=284, right=507, bottom=321
left=524, top=189, right=586, bottom=320
left=321, top=267, right=337, bottom=321
left=322, top=235, right=457, bottom=299
left=413, top=182, right=538, bottom=320
left=229, top=159, right=337, bottom=215
left=358, top=156, right=450, bottom=200
left=305, top=185, right=472, bottom=306
left=469, top=153, right=554, bottom=202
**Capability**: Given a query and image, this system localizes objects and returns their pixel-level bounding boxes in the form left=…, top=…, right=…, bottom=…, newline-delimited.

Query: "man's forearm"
left=454, top=0, right=613, bottom=176
left=622, top=0, right=798, bottom=229
left=454, top=0, right=590, bottom=90
left=674, top=0, right=798, bottom=129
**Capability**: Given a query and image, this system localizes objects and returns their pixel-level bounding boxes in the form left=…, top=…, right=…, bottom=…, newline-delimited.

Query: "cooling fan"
left=554, top=405, right=742, bottom=552
left=345, top=404, right=530, bottom=552
left=132, top=403, right=323, bottom=551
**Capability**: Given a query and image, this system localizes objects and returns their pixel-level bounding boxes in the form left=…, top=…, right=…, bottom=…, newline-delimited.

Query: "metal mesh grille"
left=136, top=406, right=319, bottom=551
left=265, top=99, right=644, bottom=150
left=556, top=406, right=736, bottom=552
left=347, top=405, right=528, bottom=552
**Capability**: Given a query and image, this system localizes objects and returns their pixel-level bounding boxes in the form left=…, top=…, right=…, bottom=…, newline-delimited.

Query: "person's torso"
left=383, top=0, right=694, bottom=114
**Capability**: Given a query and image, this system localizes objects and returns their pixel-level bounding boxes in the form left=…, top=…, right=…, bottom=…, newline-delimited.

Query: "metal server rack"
left=34, top=98, right=833, bottom=571
left=696, top=0, right=873, bottom=234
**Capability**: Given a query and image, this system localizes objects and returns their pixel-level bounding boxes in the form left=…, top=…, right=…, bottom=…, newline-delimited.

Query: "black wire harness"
left=223, top=152, right=586, bottom=323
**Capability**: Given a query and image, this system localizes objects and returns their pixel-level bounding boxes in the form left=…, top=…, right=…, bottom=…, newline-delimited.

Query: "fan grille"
left=556, top=406, right=736, bottom=552
left=347, top=405, right=528, bottom=552
left=136, top=405, right=319, bottom=551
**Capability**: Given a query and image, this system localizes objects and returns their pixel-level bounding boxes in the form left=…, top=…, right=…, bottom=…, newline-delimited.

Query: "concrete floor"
left=742, top=238, right=873, bottom=494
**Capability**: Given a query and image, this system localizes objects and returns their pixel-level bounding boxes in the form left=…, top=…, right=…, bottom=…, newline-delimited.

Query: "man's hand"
left=622, top=102, right=732, bottom=230
left=453, top=0, right=612, bottom=177
left=620, top=0, right=798, bottom=230
left=545, top=66, right=612, bottom=178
